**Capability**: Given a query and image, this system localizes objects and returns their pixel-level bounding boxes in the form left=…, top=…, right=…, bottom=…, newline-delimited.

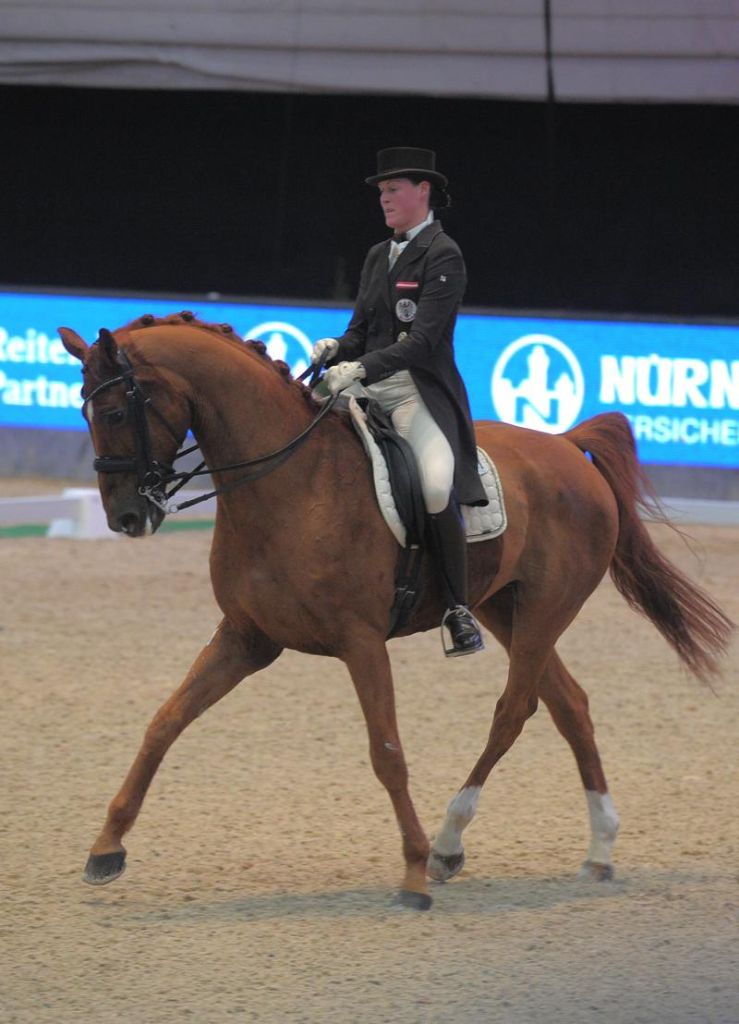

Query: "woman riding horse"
left=313, top=147, right=486, bottom=657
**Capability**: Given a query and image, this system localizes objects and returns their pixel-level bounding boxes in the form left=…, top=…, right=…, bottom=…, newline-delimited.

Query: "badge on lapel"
left=395, top=298, right=417, bottom=322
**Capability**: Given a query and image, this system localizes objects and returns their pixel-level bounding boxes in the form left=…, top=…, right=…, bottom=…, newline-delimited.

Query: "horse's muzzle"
left=110, top=497, right=164, bottom=537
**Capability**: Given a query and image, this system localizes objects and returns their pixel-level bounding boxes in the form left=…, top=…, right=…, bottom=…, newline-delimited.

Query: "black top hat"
left=365, top=147, right=448, bottom=188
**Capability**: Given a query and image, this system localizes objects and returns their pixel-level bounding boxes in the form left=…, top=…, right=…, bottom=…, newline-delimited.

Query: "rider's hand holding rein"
left=324, top=361, right=367, bottom=395
left=311, top=337, right=340, bottom=364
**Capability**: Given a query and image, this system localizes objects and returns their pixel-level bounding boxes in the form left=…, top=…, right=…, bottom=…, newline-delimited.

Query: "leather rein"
left=83, top=348, right=336, bottom=516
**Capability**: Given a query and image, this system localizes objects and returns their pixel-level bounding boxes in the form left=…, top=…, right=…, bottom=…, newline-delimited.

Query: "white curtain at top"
left=0, top=0, right=737, bottom=103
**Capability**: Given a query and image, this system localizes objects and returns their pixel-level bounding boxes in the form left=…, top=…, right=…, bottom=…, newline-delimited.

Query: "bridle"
left=83, top=349, right=183, bottom=504
left=83, top=346, right=336, bottom=517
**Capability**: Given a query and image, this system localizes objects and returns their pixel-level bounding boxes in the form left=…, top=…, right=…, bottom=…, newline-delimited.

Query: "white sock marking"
left=585, top=790, right=619, bottom=864
left=432, top=786, right=481, bottom=856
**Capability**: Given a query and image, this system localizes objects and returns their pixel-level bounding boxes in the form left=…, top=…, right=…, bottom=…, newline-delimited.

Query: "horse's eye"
left=105, top=409, right=126, bottom=426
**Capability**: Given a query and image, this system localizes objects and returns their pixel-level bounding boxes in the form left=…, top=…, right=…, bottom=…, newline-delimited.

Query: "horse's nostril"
left=119, top=512, right=141, bottom=535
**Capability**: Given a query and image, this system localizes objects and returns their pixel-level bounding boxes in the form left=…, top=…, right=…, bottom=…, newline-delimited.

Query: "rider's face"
left=378, top=178, right=430, bottom=234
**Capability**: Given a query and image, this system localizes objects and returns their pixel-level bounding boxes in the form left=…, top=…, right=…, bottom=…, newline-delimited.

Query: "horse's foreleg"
left=84, top=618, right=282, bottom=885
left=345, top=641, right=432, bottom=911
left=537, top=652, right=620, bottom=880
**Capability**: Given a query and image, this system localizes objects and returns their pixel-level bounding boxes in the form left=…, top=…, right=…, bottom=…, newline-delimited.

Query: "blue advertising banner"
left=1, top=288, right=738, bottom=468
left=456, top=313, right=739, bottom=469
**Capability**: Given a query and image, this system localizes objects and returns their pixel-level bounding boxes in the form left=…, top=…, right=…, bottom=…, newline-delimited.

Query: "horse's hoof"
left=427, top=848, right=465, bottom=882
left=83, top=850, right=127, bottom=885
left=394, top=890, right=432, bottom=912
left=579, top=859, right=614, bottom=882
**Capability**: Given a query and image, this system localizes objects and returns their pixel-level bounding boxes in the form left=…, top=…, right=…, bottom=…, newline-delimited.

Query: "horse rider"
left=312, top=146, right=488, bottom=657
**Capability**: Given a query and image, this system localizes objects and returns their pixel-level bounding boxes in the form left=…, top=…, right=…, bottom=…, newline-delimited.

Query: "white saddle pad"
left=348, top=395, right=507, bottom=548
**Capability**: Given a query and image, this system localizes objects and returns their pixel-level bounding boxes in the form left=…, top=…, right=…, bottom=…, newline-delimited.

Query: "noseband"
left=83, top=345, right=336, bottom=517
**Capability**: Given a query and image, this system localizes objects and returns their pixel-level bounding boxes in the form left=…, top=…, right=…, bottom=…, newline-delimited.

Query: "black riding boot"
left=427, top=501, right=484, bottom=657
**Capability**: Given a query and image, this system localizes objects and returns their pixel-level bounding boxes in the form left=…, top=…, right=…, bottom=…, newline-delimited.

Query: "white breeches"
left=354, top=370, right=455, bottom=515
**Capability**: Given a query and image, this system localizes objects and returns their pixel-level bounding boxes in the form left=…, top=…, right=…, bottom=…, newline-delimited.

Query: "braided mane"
left=120, top=310, right=319, bottom=406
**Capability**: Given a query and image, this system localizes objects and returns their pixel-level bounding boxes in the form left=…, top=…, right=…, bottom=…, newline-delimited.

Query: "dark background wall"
left=2, top=84, right=737, bottom=318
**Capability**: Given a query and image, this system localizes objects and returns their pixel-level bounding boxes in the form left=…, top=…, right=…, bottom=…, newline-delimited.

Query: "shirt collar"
left=405, top=211, right=434, bottom=242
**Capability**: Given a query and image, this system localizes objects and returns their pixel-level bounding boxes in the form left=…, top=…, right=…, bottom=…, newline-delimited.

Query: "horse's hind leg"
left=344, top=640, right=432, bottom=911
left=427, top=592, right=619, bottom=882
left=428, top=589, right=551, bottom=882
left=83, top=618, right=282, bottom=885
left=537, top=652, right=620, bottom=880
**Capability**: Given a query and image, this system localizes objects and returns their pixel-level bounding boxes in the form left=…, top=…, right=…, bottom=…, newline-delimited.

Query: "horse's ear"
left=58, top=327, right=89, bottom=362
left=96, top=327, right=119, bottom=367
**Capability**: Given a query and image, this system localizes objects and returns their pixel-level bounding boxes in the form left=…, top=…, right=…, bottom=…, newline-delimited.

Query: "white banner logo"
left=243, top=321, right=313, bottom=377
left=491, top=334, right=584, bottom=433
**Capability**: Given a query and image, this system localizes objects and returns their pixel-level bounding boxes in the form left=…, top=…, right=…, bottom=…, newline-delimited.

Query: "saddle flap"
left=359, top=398, right=426, bottom=547
left=347, top=397, right=507, bottom=547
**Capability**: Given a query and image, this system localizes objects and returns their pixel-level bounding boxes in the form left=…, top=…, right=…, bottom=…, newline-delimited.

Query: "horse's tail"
left=565, top=412, right=733, bottom=682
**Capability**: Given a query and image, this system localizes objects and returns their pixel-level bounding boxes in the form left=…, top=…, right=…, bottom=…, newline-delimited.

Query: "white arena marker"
left=47, top=489, right=112, bottom=539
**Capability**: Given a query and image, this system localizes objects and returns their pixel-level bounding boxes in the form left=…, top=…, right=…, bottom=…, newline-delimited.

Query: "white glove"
left=311, top=337, right=339, bottom=364
left=324, top=361, right=367, bottom=395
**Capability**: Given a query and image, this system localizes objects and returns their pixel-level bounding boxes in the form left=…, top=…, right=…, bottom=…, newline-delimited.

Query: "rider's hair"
left=405, top=174, right=452, bottom=210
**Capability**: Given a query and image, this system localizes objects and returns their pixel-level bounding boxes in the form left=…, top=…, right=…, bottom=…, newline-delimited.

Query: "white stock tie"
left=388, top=239, right=408, bottom=271
left=384, top=234, right=409, bottom=270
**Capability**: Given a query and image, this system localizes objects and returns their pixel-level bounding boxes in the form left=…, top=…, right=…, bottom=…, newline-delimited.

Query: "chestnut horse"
left=60, top=313, right=732, bottom=911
